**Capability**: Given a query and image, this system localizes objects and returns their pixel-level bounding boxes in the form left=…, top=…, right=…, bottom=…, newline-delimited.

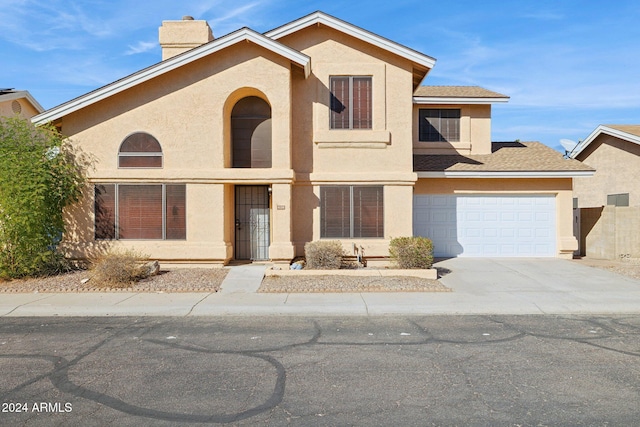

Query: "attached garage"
left=413, top=194, right=556, bottom=257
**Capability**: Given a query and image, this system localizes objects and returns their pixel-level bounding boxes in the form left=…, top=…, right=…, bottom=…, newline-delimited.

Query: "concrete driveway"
left=434, top=257, right=640, bottom=314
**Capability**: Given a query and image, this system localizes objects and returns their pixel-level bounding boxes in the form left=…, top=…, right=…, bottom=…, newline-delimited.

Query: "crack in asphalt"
left=1, top=315, right=639, bottom=424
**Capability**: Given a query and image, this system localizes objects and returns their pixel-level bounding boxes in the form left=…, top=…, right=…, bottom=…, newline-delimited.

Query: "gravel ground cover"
left=0, top=268, right=228, bottom=293
left=3, top=258, right=639, bottom=294
left=259, top=274, right=450, bottom=293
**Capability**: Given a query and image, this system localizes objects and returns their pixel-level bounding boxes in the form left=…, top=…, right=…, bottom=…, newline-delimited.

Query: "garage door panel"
left=414, top=194, right=556, bottom=257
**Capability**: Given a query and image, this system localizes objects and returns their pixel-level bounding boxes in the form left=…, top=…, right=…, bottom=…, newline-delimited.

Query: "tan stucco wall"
left=414, top=178, right=577, bottom=258
left=283, top=25, right=415, bottom=177
left=574, top=134, right=640, bottom=207
left=0, top=97, right=40, bottom=119
left=282, top=25, right=419, bottom=259
left=290, top=183, right=415, bottom=258
left=159, top=19, right=214, bottom=60
left=412, top=104, right=492, bottom=155
left=582, top=206, right=640, bottom=260
left=63, top=42, right=294, bottom=175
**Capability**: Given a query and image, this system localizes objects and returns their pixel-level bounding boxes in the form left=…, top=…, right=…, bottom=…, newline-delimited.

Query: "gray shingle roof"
left=413, top=86, right=509, bottom=99
left=605, top=125, right=640, bottom=138
left=414, top=142, right=594, bottom=173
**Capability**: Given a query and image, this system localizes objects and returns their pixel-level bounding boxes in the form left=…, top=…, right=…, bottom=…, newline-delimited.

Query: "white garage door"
left=413, top=195, right=556, bottom=257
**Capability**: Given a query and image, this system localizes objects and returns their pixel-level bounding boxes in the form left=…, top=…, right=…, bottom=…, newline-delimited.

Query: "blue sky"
left=2, top=0, right=639, bottom=152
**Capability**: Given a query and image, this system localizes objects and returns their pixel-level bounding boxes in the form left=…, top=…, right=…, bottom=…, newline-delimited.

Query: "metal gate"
left=235, top=186, right=270, bottom=260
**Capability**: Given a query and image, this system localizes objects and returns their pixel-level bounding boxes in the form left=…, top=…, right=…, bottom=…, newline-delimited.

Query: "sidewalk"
left=2, top=259, right=640, bottom=317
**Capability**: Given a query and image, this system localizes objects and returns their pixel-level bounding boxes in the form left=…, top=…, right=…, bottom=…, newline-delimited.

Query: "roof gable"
left=0, top=90, right=44, bottom=113
left=571, top=125, right=640, bottom=159
left=265, top=11, right=436, bottom=71
left=32, top=28, right=310, bottom=125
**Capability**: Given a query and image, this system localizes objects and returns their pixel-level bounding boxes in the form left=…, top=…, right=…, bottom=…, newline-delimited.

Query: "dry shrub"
left=90, top=249, right=149, bottom=287
left=389, top=237, right=434, bottom=269
left=304, top=240, right=346, bottom=270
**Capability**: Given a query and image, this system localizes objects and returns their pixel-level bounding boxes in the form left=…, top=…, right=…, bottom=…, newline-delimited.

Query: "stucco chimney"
left=159, top=16, right=214, bottom=60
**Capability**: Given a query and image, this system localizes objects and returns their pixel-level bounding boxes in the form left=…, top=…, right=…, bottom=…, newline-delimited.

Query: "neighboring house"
left=571, top=125, right=640, bottom=259
left=0, top=89, right=44, bottom=119
left=32, top=11, right=593, bottom=267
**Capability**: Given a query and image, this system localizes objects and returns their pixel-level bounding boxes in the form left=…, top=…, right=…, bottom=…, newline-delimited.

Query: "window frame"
left=329, top=76, right=373, bottom=130
left=118, top=132, right=164, bottom=168
left=418, top=108, right=461, bottom=142
left=94, top=183, right=186, bottom=240
left=320, top=185, right=384, bottom=239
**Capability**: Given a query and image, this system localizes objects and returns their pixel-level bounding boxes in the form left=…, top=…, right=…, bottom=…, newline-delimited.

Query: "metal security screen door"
left=235, top=186, right=270, bottom=260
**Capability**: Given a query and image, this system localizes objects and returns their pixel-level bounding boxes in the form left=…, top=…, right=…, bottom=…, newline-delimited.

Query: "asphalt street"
left=1, top=315, right=640, bottom=426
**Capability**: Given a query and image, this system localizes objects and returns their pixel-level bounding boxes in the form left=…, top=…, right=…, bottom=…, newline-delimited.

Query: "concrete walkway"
left=219, top=263, right=269, bottom=294
left=1, top=258, right=640, bottom=317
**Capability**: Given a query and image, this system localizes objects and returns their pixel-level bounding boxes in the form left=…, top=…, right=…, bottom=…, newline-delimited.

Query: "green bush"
left=389, top=237, right=434, bottom=269
left=0, top=117, right=86, bottom=278
left=90, top=249, right=149, bottom=287
left=304, top=240, right=346, bottom=270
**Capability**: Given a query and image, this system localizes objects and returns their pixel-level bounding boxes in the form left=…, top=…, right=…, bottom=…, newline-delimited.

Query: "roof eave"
left=265, top=11, right=436, bottom=70
left=413, top=96, right=510, bottom=105
left=571, top=125, right=640, bottom=159
left=416, top=170, right=595, bottom=178
left=32, top=28, right=310, bottom=125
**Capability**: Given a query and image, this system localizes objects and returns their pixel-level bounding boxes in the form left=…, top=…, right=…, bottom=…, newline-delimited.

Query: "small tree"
left=0, top=116, right=85, bottom=278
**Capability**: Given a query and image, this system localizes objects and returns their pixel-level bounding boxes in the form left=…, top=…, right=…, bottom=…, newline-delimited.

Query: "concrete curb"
left=265, top=268, right=438, bottom=280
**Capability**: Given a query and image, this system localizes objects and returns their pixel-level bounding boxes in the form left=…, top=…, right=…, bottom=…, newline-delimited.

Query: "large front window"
left=94, top=184, right=186, bottom=240
left=419, top=109, right=460, bottom=142
left=330, top=76, right=372, bottom=129
left=320, top=186, right=383, bottom=238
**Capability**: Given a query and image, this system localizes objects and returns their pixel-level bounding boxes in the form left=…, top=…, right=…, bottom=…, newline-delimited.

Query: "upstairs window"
left=330, top=76, right=372, bottom=130
left=118, top=132, right=163, bottom=168
left=419, top=109, right=461, bottom=142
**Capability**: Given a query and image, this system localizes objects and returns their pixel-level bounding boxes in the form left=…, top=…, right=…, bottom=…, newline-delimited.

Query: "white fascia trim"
left=25, top=92, right=45, bottom=113
left=265, top=11, right=436, bottom=70
left=413, top=96, right=510, bottom=105
left=32, top=28, right=310, bottom=125
left=570, top=125, right=640, bottom=158
left=417, top=171, right=595, bottom=178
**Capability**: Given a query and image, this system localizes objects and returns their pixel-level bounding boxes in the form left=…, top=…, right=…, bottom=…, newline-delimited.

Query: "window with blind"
left=94, top=184, right=186, bottom=240
left=320, top=186, right=383, bottom=238
left=419, top=109, right=461, bottom=142
left=118, top=132, right=163, bottom=168
left=330, top=76, right=372, bottom=130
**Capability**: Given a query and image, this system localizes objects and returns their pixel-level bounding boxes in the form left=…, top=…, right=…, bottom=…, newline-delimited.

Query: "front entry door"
left=235, top=186, right=270, bottom=260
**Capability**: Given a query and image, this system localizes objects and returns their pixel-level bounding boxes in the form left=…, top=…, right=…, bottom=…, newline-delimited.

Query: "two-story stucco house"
left=32, top=11, right=593, bottom=267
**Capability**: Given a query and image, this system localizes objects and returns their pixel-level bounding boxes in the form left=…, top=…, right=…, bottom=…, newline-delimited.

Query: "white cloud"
left=125, top=41, right=158, bottom=56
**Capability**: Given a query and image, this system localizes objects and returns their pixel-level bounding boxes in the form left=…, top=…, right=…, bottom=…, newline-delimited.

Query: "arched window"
left=231, top=97, right=272, bottom=168
left=118, top=132, right=163, bottom=168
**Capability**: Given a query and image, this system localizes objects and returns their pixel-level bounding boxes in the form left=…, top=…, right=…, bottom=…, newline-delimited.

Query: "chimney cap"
left=182, top=15, right=194, bottom=20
